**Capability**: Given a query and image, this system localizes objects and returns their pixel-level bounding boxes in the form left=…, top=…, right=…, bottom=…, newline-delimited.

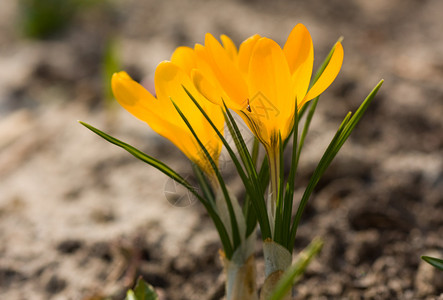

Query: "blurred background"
left=0, top=0, right=442, bottom=299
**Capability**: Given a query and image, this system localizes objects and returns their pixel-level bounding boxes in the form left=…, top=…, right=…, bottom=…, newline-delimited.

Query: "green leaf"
left=170, top=99, right=242, bottom=250
left=421, top=256, right=443, bottom=271
left=296, top=96, right=319, bottom=168
left=224, top=103, right=272, bottom=239
left=243, top=192, right=258, bottom=237
left=290, top=79, right=383, bottom=247
left=251, top=137, right=260, bottom=168
left=79, top=121, right=233, bottom=257
left=281, top=107, right=299, bottom=250
left=125, top=277, right=159, bottom=300
left=294, top=37, right=342, bottom=162
left=269, top=238, right=323, bottom=300
left=273, top=133, right=285, bottom=243
left=223, top=105, right=259, bottom=182
left=274, top=40, right=345, bottom=250
left=182, top=86, right=269, bottom=239
left=79, top=121, right=191, bottom=190
left=191, top=162, right=215, bottom=205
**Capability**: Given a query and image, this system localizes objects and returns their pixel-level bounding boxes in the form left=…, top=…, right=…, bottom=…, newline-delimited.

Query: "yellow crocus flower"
left=192, top=24, right=343, bottom=152
left=111, top=48, right=224, bottom=176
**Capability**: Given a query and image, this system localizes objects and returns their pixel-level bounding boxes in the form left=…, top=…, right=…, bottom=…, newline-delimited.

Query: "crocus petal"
left=302, top=42, right=344, bottom=107
left=291, top=51, right=313, bottom=103
left=170, top=46, right=197, bottom=76
left=194, top=44, right=219, bottom=86
left=284, top=24, right=314, bottom=103
left=203, top=33, right=249, bottom=107
left=112, top=71, right=190, bottom=154
left=155, top=61, right=203, bottom=130
left=112, top=71, right=160, bottom=123
left=155, top=61, right=223, bottom=170
left=220, top=34, right=237, bottom=61
left=192, top=69, right=243, bottom=112
left=247, top=38, right=293, bottom=141
left=237, top=34, right=261, bottom=76
left=193, top=44, right=240, bottom=108
left=283, top=24, right=313, bottom=74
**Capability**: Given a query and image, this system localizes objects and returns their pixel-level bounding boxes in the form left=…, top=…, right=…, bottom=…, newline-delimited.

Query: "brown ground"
left=1, top=0, right=443, bottom=299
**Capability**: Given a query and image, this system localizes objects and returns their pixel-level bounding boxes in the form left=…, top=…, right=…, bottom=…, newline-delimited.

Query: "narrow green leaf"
left=281, top=107, right=299, bottom=250
left=258, top=156, right=270, bottom=188
left=244, top=138, right=260, bottom=236
left=183, top=86, right=260, bottom=236
left=79, top=121, right=192, bottom=191
left=224, top=103, right=272, bottom=239
left=203, top=199, right=234, bottom=258
left=223, top=105, right=256, bottom=178
left=182, top=86, right=247, bottom=182
left=421, top=256, right=443, bottom=271
left=269, top=238, right=323, bottom=300
left=296, top=96, right=319, bottom=168
left=278, top=133, right=284, bottom=212
left=295, top=100, right=309, bottom=127
left=333, top=80, right=384, bottom=152
left=79, top=121, right=233, bottom=257
left=273, top=134, right=285, bottom=243
left=290, top=80, right=383, bottom=247
left=171, top=99, right=241, bottom=249
left=289, top=112, right=351, bottom=247
left=191, top=162, right=215, bottom=205
left=244, top=153, right=270, bottom=238
left=251, top=137, right=260, bottom=168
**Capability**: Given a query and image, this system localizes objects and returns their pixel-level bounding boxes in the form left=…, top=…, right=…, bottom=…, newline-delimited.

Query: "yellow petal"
left=302, top=42, right=344, bottom=107
left=155, top=62, right=200, bottom=128
left=204, top=33, right=249, bottom=107
left=193, top=44, right=241, bottom=108
left=112, top=71, right=189, bottom=153
left=284, top=24, right=314, bottom=103
left=237, top=34, right=261, bottom=76
left=220, top=34, right=237, bottom=61
left=194, top=44, right=222, bottom=92
left=155, top=61, right=224, bottom=168
left=291, top=45, right=313, bottom=105
left=192, top=69, right=243, bottom=111
left=283, top=24, right=313, bottom=74
left=247, top=38, right=293, bottom=141
left=170, top=46, right=197, bottom=76
left=192, top=69, right=220, bottom=105
left=112, top=71, right=159, bottom=122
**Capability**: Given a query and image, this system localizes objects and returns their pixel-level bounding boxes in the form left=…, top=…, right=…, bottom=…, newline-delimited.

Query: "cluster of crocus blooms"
left=110, top=23, right=344, bottom=300
left=112, top=24, right=342, bottom=176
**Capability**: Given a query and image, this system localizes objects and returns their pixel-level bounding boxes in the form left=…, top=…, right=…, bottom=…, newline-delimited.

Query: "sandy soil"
left=1, top=0, right=443, bottom=299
